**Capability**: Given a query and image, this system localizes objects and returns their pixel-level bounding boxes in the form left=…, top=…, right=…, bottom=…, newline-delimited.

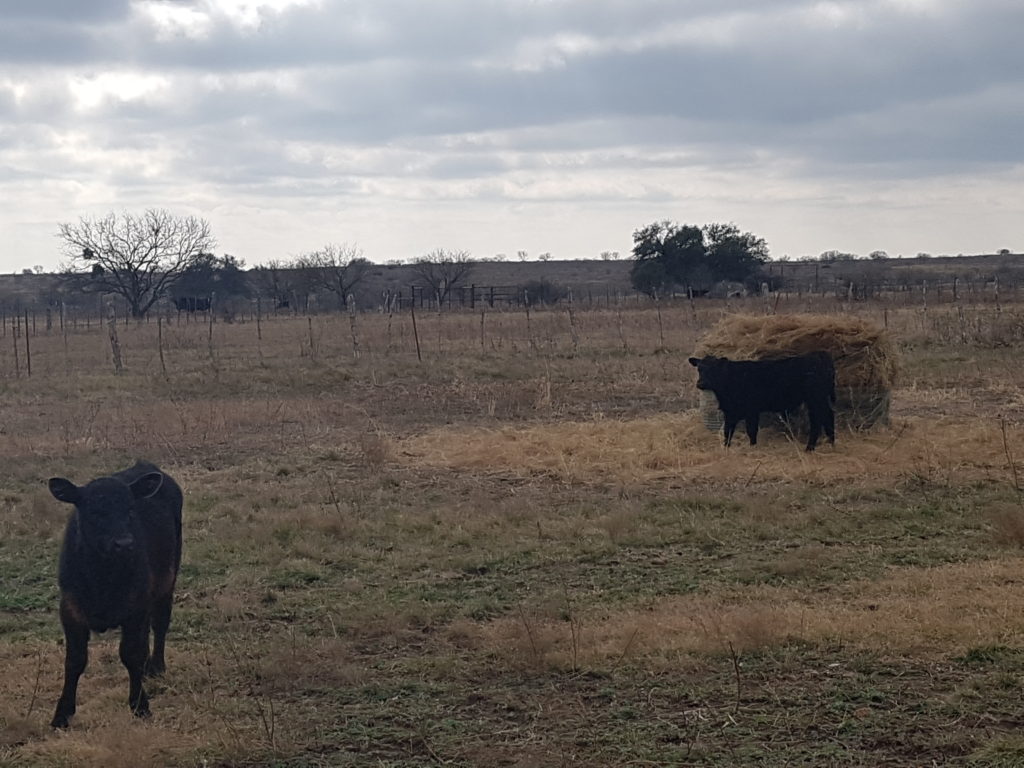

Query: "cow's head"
left=49, top=473, right=163, bottom=558
left=688, top=355, right=727, bottom=390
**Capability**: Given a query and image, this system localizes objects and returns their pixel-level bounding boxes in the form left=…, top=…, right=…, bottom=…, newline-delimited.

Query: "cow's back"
left=721, top=354, right=832, bottom=410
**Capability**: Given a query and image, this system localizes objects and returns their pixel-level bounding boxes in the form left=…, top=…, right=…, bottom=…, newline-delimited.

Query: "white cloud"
left=69, top=71, right=171, bottom=110
left=137, top=1, right=214, bottom=40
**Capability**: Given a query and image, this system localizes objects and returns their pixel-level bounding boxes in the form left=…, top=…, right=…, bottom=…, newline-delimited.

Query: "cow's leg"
left=146, top=592, right=173, bottom=677
left=723, top=417, right=739, bottom=447
left=806, top=397, right=835, bottom=451
left=805, top=402, right=823, bottom=451
left=52, top=600, right=89, bottom=729
left=805, top=421, right=821, bottom=451
left=745, top=412, right=760, bottom=445
left=120, top=618, right=151, bottom=718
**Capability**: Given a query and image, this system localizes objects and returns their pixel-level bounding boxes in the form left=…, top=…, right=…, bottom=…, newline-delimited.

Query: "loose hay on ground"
left=400, top=413, right=1022, bottom=486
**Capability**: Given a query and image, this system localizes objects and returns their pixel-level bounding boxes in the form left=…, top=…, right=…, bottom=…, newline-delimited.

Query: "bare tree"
left=296, top=243, right=371, bottom=309
left=409, top=248, right=474, bottom=304
left=251, top=259, right=304, bottom=309
left=58, top=209, right=215, bottom=318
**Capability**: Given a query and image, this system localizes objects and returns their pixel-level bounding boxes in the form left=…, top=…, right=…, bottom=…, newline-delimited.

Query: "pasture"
left=1, top=295, right=1024, bottom=766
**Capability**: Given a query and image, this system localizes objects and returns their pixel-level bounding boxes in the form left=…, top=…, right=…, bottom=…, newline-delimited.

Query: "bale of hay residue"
left=694, top=313, right=898, bottom=433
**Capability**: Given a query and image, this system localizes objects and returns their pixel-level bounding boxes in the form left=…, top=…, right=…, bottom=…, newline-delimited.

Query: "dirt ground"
left=2, top=298, right=1024, bottom=766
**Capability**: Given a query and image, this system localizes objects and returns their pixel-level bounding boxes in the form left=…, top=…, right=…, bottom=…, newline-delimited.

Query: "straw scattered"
left=400, top=412, right=1020, bottom=486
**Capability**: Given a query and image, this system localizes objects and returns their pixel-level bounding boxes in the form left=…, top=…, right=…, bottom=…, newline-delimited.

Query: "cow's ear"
left=129, top=472, right=163, bottom=500
left=49, top=478, right=80, bottom=504
left=688, top=357, right=700, bottom=367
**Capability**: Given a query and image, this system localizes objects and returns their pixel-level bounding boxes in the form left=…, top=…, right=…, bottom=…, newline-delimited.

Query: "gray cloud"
left=1, top=0, right=1022, bottom=268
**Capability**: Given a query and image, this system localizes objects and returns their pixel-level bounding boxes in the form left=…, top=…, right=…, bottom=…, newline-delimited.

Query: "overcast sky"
left=1, top=0, right=1021, bottom=271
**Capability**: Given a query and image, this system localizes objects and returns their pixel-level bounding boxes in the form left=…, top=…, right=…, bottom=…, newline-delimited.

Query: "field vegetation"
left=2, top=292, right=1024, bottom=766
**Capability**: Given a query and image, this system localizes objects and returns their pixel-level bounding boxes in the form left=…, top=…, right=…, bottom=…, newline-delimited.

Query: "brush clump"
left=694, top=313, right=899, bottom=430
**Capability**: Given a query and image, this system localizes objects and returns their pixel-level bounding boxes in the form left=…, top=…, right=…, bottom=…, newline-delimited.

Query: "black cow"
left=47, top=461, right=183, bottom=728
left=173, top=296, right=211, bottom=312
left=689, top=351, right=836, bottom=451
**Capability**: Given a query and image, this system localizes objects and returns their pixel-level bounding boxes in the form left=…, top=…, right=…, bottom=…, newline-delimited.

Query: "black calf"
left=48, top=461, right=183, bottom=728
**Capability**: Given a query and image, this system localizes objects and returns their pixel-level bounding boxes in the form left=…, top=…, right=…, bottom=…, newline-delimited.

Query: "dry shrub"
left=401, top=413, right=1024, bottom=487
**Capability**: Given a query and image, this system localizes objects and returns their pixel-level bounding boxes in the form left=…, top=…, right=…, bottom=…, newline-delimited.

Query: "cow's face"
left=49, top=473, right=163, bottom=558
left=688, top=355, right=726, bottom=390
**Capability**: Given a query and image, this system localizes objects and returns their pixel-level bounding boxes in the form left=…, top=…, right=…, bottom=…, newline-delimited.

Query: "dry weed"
left=401, top=413, right=1024, bottom=487
left=463, top=556, right=1024, bottom=669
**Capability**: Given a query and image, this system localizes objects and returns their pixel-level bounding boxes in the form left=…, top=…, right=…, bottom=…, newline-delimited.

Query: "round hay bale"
left=699, top=390, right=724, bottom=432
left=693, top=313, right=897, bottom=434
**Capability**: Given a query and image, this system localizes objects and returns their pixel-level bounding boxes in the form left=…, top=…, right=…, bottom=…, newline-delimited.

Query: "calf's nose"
left=110, top=535, right=135, bottom=553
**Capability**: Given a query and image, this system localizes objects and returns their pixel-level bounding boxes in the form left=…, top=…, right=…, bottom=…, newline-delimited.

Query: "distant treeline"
left=1, top=253, right=1023, bottom=318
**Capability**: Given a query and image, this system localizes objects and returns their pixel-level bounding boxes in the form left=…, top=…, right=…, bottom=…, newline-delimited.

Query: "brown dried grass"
left=400, top=411, right=1022, bottom=486
left=462, top=557, right=1024, bottom=668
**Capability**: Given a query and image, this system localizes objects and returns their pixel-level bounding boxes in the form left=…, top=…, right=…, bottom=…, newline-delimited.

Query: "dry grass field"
left=2, top=293, right=1024, bottom=766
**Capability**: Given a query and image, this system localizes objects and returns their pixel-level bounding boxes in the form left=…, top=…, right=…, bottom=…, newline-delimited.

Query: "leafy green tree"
left=173, top=253, right=250, bottom=302
left=629, top=220, right=769, bottom=296
left=629, top=258, right=672, bottom=297
left=629, top=221, right=704, bottom=296
left=703, top=223, right=769, bottom=282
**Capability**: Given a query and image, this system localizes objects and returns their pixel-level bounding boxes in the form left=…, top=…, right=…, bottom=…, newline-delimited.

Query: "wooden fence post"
left=567, top=289, right=580, bottom=356
left=348, top=294, right=359, bottom=359
left=158, top=317, right=167, bottom=377
left=24, top=310, right=31, bottom=377
left=12, top=313, right=20, bottom=377
left=410, top=301, right=422, bottom=362
left=108, top=304, right=123, bottom=374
